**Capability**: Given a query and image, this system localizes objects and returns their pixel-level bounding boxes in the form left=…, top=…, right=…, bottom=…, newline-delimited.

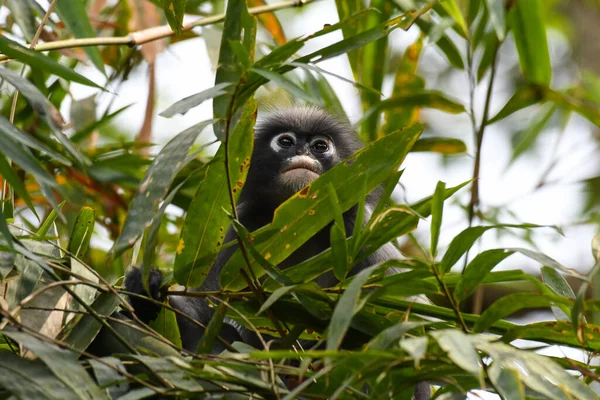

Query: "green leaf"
left=400, top=336, right=429, bottom=368
left=440, top=224, right=555, bottom=274
left=195, top=301, right=226, bottom=354
left=431, top=330, right=482, bottom=381
left=541, top=266, right=574, bottom=320
left=488, top=363, right=525, bottom=400
left=257, top=285, right=295, bottom=315
left=430, top=181, right=446, bottom=258
left=161, top=0, right=186, bottom=35
left=334, top=0, right=363, bottom=77
left=6, top=0, right=37, bottom=41
left=234, top=11, right=406, bottom=110
left=36, top=201, right=66, bottom=236
left=593, top=231, right=600, bottom=262
left=409, top=17, right=464, bottom=69
left=0, top=36, right=100, bottom=88
left=132, top=356, right=203, bottom=391
left=88, top=357, right=129, bottom=398
left=572, top=259, right=600, bottom=335
left=143, top=180, right=185, bottom=282
left=476, top=33, right=499, bottom=82
left=484, top=0, right=506, bottom=41
left=488, top=85, right=544, bottom=124
left=0, top=129, right=58, bottom=190
left=474, top=293, right=570, bottom=332
left=251, top=67, right=321, bottom=104
left=68, top=207, right=95, bottom=258
left=357, top=0, right=391, bottom=141
left=366, top=321, right=429, bottom=350
left=160, top=82, right=232, bottom=118
left=213, top=0, right=256, bottom=138
left=382, top=37, right=425, bottom=135
left=326, top=184, right=347, bottom=281
left=509, top=105, right=556, bottom=165
left=454, top=249, right=514, bottom=302
left=360, top=91, right=465, bottom=126
left=507, top=0, right=551, bottom=85
left=330, top=223, right=348, bottom=282
left=61, top=292, right=121, bottom=353
left=0, top=68, right=73, bottom=159
left=0, top=352, right=79, bottom=400
left=0, top=153, right=36, bottom=215
left=55, top=0, right=105, bottom=74
left=439, top=0, right=468, bottom=37
left=228, top=40, right=251, bottom=68
left=0, top=211, right=13, bottom=251
left=411, top=137, right=466, bottom=154
left=174, top=101, right=255, bottom=287
left=358, top=181, right=469, bottom=263
left=501, top=320, right=600, bottom=351
left=301, top=67, right=346, bottom=117
left=91, top=314, right=181, bottom=357
left=2, top=331, right=108, bottom=399
left=509, top=247, right=586, bottom=279
left=110, top=119, right=214, bottom=259
left=327, top=264, right=383, bottom=351
left=150, top=306, right=183, bottom=349
left=220, top=124, right=424, bottom=290
left=476, top=340, right=596, bottom=400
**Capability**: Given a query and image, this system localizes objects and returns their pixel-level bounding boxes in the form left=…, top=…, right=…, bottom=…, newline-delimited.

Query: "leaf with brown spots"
left=174, top=100, right=256, bottom=287
left=220, top=123, right=424, bottom=291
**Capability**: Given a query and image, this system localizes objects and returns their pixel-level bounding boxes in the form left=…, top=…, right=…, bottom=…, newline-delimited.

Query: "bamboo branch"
left=0, top=0, right=317, bottom=62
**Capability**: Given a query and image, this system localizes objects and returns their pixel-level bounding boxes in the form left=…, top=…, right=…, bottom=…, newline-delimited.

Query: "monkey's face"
left=245, top=130, right=340, bottom=206
left=271, top=131, right=336, bottom=192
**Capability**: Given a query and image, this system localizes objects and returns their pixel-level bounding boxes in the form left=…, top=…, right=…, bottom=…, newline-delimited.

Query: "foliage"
left=0, top=0, right=600, bottom=399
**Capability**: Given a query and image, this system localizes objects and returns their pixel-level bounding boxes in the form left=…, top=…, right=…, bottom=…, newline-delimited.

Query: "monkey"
left=125, top=107, right=430, bottom=398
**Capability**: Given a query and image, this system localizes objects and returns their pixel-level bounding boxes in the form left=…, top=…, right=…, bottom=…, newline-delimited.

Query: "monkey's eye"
left=277, top=135, right=295, bottom=148
left=311, top=139, right=329, bottom=153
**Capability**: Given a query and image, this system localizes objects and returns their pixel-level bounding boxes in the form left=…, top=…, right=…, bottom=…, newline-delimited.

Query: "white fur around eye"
left=270, top=132, right=296, bottom=152
left=310, top=135, right=335, bottom=155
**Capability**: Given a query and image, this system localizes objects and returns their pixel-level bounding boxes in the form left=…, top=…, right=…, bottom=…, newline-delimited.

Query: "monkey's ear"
left=124, top=268, right=164, bottom=323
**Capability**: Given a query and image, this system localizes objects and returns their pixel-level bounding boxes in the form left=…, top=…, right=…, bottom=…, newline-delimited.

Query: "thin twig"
left=467, top=41, right=500, bottom=228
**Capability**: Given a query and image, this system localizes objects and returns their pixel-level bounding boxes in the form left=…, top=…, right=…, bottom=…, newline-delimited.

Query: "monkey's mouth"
left=281, top=159, right=320, bottom=176
left=280, top=159, right=320, bottom=188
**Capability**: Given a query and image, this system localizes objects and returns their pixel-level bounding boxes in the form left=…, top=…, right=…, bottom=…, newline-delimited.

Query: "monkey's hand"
left=124, top=268, right=164, bottom=323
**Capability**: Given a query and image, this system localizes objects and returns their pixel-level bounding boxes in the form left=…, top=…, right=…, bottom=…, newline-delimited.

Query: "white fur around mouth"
left=281, top=156, right=320, bottom=175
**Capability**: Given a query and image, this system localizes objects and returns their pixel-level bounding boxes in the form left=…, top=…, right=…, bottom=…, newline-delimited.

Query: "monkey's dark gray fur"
left=126, top=107, right=430, bottom=398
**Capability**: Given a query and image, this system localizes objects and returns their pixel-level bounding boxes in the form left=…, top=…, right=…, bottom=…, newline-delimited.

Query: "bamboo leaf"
left=1, top=331, right=108, bottom=399
left=213, top=0, right=256, bottom=138
left=160, top=83, right=232, bottom=118
left=454, top=249, right=514, bottom=302
left=110, top=119, right=214, bottom=259
left=68, top=207, right=95, bottom=258
left=430, top=181, right=446, bottom=258
left=411, top=137, right=467, bottom=154
left=507, top=0, right=551, bottom=85
left=0, top=35, right=100, bottom=88
left=55, top=0, right=105, bottom=74
left=174, top=102, right=255, bottom=287
left=474, top=293, right=570, bottom=332
left=160, top=0, right=186, bottom=35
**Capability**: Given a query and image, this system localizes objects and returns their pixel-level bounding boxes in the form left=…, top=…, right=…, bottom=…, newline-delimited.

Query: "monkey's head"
left=241, top=108, right=362, bottom=208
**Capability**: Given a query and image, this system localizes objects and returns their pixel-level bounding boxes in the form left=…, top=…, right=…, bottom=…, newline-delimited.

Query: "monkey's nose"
left=296, top=147, right=308, bottom=155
